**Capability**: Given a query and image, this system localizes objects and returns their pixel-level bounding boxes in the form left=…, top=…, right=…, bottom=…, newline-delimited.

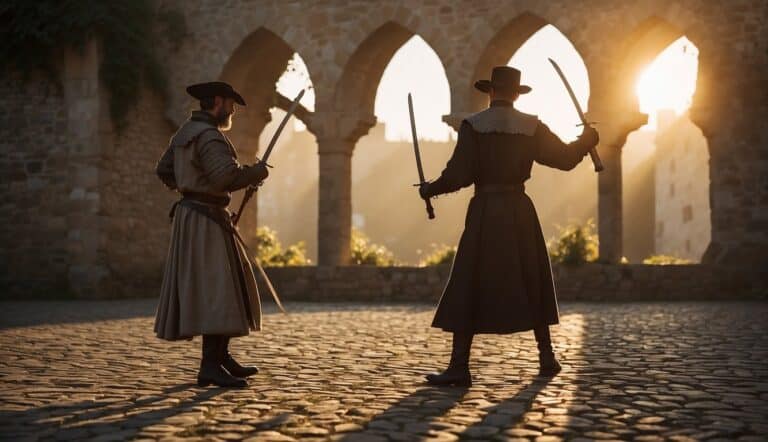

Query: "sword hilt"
left=425, top=198, right=435, bottom=220
left=575, top=122, right=603, bottom=172
left=414, top=182, right=436, bottom=220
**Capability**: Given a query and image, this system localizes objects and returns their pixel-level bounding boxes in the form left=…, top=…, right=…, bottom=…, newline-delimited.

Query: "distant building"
left=653, top=110, right=711, bottom=261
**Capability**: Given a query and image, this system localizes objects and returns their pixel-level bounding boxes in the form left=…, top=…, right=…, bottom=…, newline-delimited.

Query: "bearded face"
left=212, top=97, right=236, bottom=131
left=216, top=107, right=234, bottom=131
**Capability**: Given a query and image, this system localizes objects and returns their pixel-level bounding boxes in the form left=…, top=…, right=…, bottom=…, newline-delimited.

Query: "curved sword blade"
left=261, top=89, right=305, bottom=165
left=408, top=93, right=426, bottom=183
left=548, top=58, right=587, bottom=124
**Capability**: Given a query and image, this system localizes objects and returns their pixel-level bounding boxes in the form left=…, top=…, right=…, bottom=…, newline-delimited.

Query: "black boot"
left=197, top=335, right=248, bottom=388
left=426, top=332, right=473, bottom=387
left=221, top=336, right=259, bottom=378
left=534, top=326, right=561, bottom=377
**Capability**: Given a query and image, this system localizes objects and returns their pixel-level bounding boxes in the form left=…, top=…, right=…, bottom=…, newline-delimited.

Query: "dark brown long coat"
left=424, top=100, right=596, bottom=334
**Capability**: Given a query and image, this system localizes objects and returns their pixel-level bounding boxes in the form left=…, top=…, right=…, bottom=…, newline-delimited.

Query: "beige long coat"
left=153, top=111, right=266, bottom=341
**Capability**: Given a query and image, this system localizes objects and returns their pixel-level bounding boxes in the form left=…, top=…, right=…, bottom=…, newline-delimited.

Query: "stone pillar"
left=311, top=109, right=375, bottom=266
left=317, top=138, right=354, bottom=266
left=63, top=40, right=108, bottom=296
left=596, top=141, right=623, bottom=263
left=589, top=105, right=647, bottom=264
left=692, top=68, right=768, bottom=268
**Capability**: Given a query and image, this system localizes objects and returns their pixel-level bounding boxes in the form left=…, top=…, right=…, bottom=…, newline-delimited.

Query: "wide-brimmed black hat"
left=186, top=81, right=246, bottom=105
left=474, top=66, right=531, bottom=95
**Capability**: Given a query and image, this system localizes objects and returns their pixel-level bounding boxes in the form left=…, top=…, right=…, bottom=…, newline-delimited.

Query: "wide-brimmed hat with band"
left=186, top=81, right=246, bottom=106
left=474, top=66, right=531, bottom=95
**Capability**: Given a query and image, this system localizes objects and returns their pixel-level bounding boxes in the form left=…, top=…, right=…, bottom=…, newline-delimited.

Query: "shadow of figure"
left=456, top=376, right=553, bottom=439
left=338, top=385, right=469, bottom=441
left=0, top=383, right=228, bottom=440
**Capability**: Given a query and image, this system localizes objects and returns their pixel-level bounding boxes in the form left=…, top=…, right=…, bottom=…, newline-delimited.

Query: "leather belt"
left=181, top=191, right=230, bottom=207
left=475, top=184, right=525, bottom=194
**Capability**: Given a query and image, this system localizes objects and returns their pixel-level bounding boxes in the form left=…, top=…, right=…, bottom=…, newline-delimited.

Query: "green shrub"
left=351, top=229, right=397, bottom=266
left=547, top=219, right=599, bottom=265
left=419, top=244, right=457, bottom=266
left=642, top=254, right=692, bottom=265
left=254, top=226, right=310, bottom=267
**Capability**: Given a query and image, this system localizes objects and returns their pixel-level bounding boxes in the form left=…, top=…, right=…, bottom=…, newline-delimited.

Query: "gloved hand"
left=579, top=125, right=600, bottom=147
left=418, top=182, right=432, bottom=200
left=253, top=161, right=270, bottom=182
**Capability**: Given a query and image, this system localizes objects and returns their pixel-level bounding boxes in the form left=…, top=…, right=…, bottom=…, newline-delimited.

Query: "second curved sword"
left=548, top=58, right=604, bottom=172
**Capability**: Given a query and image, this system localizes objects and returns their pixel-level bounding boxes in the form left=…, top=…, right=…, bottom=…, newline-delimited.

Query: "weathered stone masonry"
left=1, top=0, right=766, bottom=297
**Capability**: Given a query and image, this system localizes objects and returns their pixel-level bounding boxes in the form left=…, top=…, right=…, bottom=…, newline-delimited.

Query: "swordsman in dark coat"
left=419, top=67, right=600, bottom=386
left=154, top=82, right=269, bottom=388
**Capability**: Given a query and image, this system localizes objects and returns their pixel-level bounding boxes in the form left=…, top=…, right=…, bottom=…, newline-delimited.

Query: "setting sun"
left=635, top=36, right=699, bottom=130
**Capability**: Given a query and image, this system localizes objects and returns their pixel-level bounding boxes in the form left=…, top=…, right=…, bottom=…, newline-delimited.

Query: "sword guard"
left=576, top=121, right=598, bottom=127
left=253, top=153, right=274, bottom=168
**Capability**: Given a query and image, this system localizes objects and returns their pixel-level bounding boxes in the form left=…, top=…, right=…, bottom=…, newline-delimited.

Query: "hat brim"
left=229, top=91, right=246, bottom=106
left=186, top=84, right=247, bottom=106
left=474, top=80, right=531, bottom=95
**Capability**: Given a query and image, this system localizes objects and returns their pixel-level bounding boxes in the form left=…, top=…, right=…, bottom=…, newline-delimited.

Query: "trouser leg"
left=449, top=332, right=474, bottom=369
left=534, top=325, right=553, bottom=355
left=534, top=325, right=562, bottom=376
left=426, top=331, right=473, bottom=386
left=197, top=335, right=247, bottom=388
left=200, top=335, right=221, bottom=370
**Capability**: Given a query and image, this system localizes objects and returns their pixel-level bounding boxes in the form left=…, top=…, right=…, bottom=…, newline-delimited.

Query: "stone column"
left=596, top=141, right=623, bottom=263
left=317, top=138, right=354, bottom=266
left=311, top=109, right=375, bottom=266
left=692, top=62, right=768, bottom=268
left=587, top=69, right=648, bottom=263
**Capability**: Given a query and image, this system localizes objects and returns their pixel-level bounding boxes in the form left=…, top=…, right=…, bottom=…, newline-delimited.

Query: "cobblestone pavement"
left=1, top=301, right=767, bottom=441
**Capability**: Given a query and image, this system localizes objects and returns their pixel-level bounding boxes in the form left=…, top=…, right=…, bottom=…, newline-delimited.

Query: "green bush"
left=254, top=226, right=310, bottom=267
left=547, top=219, right=599, bottom=265
left=351, top=229, right=397, bottom=266
left=642, top=254, right=692, bottom=265
left=419, top=244, right=457, bottom=266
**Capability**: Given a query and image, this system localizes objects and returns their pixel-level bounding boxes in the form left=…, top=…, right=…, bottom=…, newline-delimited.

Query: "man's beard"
left=215, top=109, right=233, bottom=131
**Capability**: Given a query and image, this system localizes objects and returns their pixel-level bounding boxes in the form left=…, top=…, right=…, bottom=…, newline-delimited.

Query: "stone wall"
left=0, top=74, right=72, bottom=295
left=100, top=90, right=177, bottom=297
left=154, top=0, right=768, bottom=269
left=0, top=46, right=177, bottom=298
left=263, top=264, right=765, bottom=303
left=1, top=0, right=767, bottom=296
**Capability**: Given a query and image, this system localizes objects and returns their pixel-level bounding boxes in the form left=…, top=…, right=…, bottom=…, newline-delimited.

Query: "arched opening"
left=351, top=32, right=458, bottom=264
left=620, top=20, right=709, bottom=263
left=219, top=28, right=318, bottom=262
left=485, top=21, right=595, bottom=249
left=257, top=54, right=318, bottom=263
left=332, top=21, right=459, bottom=264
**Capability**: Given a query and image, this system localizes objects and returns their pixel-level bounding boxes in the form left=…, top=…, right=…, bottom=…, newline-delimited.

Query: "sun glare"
left=275, top=53, right=315, bottom=131
left=375, top=35, right=453, bottom=142
left=636, top=37, right=698, bottom=130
